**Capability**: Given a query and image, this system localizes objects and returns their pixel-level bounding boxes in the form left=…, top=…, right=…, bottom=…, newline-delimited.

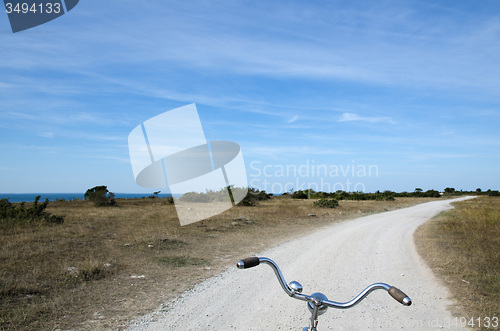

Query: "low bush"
left=84, top=186, right=116, bottom=207
left=292, top=189, right=324, bottom=199
left=0, top=196, right=64, bottom=227
left=313, top=198, right=339, bottom=208
left=179, top=187, right=272, bottom=206
left=148, top=191, right=161, bottom=199
left=236, top=187, right=272, bottom=206
left=292, top=190, right=309, bottom=199
left=179, top=191, right=213, bottom=202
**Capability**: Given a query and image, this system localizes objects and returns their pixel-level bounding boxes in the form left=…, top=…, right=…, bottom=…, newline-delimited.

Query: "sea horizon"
left=0, top=193, right=174, bottom=203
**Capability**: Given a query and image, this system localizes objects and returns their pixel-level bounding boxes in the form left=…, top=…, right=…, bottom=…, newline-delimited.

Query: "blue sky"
left=1, top=0, right=499, bottom=194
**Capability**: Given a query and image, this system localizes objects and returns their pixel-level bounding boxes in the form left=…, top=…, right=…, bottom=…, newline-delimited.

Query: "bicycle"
left=237, top=256, right=412, bottom=331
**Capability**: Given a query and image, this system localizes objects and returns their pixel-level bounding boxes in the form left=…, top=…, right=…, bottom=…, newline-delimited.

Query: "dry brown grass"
left=1, top=196, right=437, bottom=330
left=415, top=197, right=500, bottom=326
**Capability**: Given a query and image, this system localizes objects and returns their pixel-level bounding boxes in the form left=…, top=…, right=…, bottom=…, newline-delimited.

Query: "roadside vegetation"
left=84, top=185, right=116, bottom=207
left=313, top=198, right=340, bottom=208
left=178, top=186, right=271, bottom=206
left=415, top=196, right=500, bottom=323
left=0, top=194, right=438, bottom=330
left=0, top=196, right=64, bottom=228
left=290, top=187, right=500, bottom=201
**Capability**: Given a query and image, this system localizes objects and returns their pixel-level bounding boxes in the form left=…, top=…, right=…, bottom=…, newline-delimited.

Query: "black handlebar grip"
left=236, top=257, right=260, bottom=269
left=389, top=286, right=412, bottom=306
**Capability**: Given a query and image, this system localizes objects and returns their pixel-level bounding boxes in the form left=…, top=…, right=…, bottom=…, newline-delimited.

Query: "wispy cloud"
left=245, top=145, right=353, bottom=159
left=0, top=143, right=63, bottom=154
left=408, top=152, right=474, bottom=162
left=39, top=132, right=54, bottom=139
left=338, top=112, right=396, bottom=124
left=287, top=115, right=299, bottom=123
left=0, top=82, right=13, bottom=89
left=3, top=1, right=499, bottom=95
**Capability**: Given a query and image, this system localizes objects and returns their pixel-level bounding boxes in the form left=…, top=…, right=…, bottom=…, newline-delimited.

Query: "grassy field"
left=0, top=196, right=438, bottom=330
left=415, top=196, right=500, bottom=328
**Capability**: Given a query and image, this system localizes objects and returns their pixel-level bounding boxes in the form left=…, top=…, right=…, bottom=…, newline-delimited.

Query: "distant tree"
left=292, top=190, right=309, bottom=199
left=488, top=190, right=500, bottom=197
left=84, top=186, right=116, bottom=207
left=444, top=187, right=456, bottom=195
left=423, top=189, right=441, bottom=198
left=476, top=188, right=482, bottom=193
left=413, top=188, right=424, bottom=197
left=149, top=190, right=161, bottom=199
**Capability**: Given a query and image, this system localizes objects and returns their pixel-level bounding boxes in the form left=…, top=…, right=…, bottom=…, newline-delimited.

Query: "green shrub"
left=313, top=198, right=339, bottom=208
left=444, top=187, right=456, bottom=196
left=0, top=196, right=64, bottom=227
left=179, top=187, right=236, bottom=203
left=179, top=187, right=271, bottom=206
left=237, top=192, right=257, bottom=206
left=148, top=191, right=161, bottom=199
left=249, top=187, right=272, bottom=201
left=292, top=190, right=309, bottom=199
left=179, top=191, right=213, bottom=202
left=84, top=186, right=116, bottom=207
left=236, top=187, right=272, bottom=206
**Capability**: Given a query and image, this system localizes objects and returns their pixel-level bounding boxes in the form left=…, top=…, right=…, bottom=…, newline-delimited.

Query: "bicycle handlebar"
left=237, top=257, right=260, bottom=269
left=388, top=286, right=412, bottom=306
left=236, top=257, right=412, bottom=308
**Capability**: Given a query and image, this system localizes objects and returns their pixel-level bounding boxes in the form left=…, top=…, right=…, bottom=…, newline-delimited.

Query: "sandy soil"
left=127, top=197, right=473, bottom=330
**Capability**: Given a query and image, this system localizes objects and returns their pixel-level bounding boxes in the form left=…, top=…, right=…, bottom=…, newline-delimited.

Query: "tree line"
left=288, top=187, right=500, bottom=200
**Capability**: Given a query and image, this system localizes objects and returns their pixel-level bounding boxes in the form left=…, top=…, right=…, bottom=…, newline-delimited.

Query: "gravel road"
left=128, top=197, right=472, bottom=330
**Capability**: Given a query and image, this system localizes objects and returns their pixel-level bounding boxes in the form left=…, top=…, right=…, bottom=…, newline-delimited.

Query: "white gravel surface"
left=128, top=197, right=473, bottom=330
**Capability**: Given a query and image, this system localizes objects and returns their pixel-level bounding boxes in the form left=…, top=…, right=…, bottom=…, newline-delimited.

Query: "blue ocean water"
left=0, top=193, right=173, bottom=203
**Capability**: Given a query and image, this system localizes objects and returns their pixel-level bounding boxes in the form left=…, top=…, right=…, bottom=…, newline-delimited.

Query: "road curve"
left=128, top=197, right=472, bottom=330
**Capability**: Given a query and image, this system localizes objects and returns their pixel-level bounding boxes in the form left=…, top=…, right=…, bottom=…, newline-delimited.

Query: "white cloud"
left=244, top=145, right=353, bottom=159
left=39, top=132, right=54, bottom=138
left=287, top=114, right=299, bottom=123
left=408, top=152, right=474, bottom=162
left=338, top=113, right=396, bottom=124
